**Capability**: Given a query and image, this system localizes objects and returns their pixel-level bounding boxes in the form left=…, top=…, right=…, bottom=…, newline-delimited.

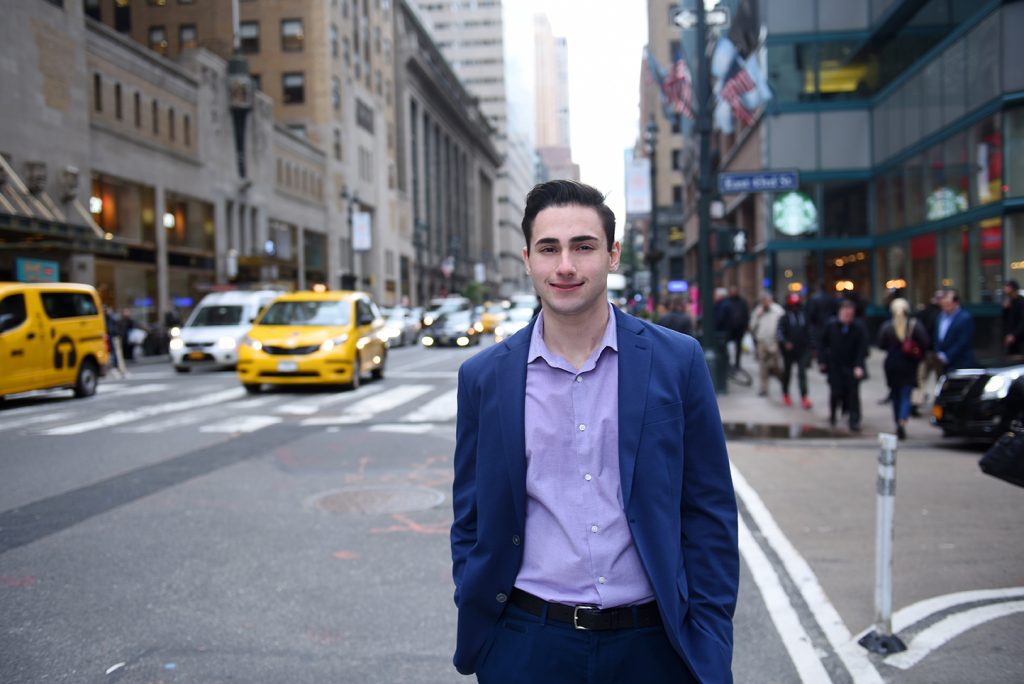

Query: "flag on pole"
left=710, top=36, right=772, bottom=133
left=663, top=54, right=695, bottom=120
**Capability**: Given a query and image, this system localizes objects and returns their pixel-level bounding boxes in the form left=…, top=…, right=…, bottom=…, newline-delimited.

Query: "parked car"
left=421, top=309, right=483, bottom=347
left=236, top=290, right=386, bottom=392
left=0, top=282, right=108, bottom=400
left=421, top=296, right=471, bottom=327
left=380, top=306, right=420, bottom=347
left=169, top=289, right=282, bottom=372
left=493, top=307, right=535, bottom=343
left=931, top=360, right=1024, bottom=440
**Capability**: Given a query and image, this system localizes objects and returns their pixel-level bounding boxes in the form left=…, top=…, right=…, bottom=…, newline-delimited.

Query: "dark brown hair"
left=520, top=180, right=615, bottom=253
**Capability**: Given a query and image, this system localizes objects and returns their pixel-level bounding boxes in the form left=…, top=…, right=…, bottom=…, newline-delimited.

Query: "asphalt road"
left=0, top=338, right=1020, bottom=683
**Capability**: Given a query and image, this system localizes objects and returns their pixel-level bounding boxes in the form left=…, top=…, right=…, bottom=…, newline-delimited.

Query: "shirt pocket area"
left=643, top=400, right=683, bottom=426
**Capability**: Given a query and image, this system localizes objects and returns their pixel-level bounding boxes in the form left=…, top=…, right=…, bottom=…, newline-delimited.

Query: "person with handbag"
left=877, top=298, right=931, bottom=439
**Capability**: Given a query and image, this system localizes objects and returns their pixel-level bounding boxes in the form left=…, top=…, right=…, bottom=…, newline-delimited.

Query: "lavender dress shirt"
left=513, top=303, right=655, bottom=607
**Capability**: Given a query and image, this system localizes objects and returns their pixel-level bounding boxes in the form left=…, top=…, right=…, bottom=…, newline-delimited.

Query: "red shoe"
left=801, top=397, right=812, bottom=410
left=782, top=395, right=792, bottom=407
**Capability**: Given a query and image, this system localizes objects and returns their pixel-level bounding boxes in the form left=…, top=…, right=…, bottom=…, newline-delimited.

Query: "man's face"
left=1004, top=284, right=1016, bottom=298
left=838, top=306, right=854, bottom=325
left=522, top=204, right=619, bottom=320
left=940, top=292, right=957, bottom=313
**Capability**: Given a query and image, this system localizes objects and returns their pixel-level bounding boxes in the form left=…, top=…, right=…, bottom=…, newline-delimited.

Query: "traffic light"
left=711, top=224, right=747, bottom=258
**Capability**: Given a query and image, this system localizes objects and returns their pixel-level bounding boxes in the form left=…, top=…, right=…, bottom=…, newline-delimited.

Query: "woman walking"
left=877, top=298, right=930, bottom=439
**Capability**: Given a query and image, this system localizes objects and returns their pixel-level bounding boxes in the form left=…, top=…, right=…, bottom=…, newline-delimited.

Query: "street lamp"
left=339, top=185, right=359, bottom=290
left=644, top=114, right=663, bottom=312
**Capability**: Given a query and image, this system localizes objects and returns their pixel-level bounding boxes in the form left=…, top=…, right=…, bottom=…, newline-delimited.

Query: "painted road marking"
left=369, top=423, right=435, bottom=434
left=0, top=410, right=79, bottom=434
left=388, top=371, right=459, bottom=379
left=737, top=514, right=833, bottom=683
left=301, top=385, right=433, bottom=426
left=884, top=600, right=1024, bottom=670
left=274, top=384, right=386, bottom=415
left=401, top=387, right=458, bottom=423
left=199, top=415, right=282, bottom=434
left=41, top=388, right=246, bottom=435
left=96, top=383, right=170, bottom=396
left=731, top=464, right=885, bottom=684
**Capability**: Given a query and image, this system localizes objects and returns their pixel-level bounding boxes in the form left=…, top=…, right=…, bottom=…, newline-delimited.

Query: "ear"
left=608, top=240, right=621, bottom=272
left=522, top=246, right=531, bottom=275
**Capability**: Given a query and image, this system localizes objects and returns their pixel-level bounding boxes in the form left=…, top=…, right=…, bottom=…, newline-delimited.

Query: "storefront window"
left=910, top=233, right=937, bottom=309
left=767, top=43, right=815, bottom=104
left=164, top=193, right=214, bottom=252
left=1007, top=213, right=1024, bottom=281
left=903, top=154, right=927, bottom=227
left=818, top=41, right=877, bottom=101
left=90, top=173, right=155, bottom=244
left=774, top=250, right=809, bottom=301
left=874, top=174, right=890, bottom=233
left=304, top=230, right=327, bottom=284
left=888, top=169, right=905, bottom=231
left=824, top=248, right=871, bottom=305
left=877, top=243, right=908, bottom=303
left=973, top=219, right=1003, bottom=303
left=822, top=181, right=868, bottom=236
left=1004, top=109, right=1024, bottom=198
left=941, top=225, right=969, bottom=294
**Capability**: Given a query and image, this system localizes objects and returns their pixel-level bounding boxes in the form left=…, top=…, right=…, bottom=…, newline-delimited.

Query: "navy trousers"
left=475, top=602, right=697, bottom=684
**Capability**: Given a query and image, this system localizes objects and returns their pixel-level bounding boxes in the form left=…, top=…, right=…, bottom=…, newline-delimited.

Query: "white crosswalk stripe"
left=273, top=384, right=386, bottom=415
left=301, top=385, right=433, bottom=426
left=199, top=415, right=282, bottom=433
left=401, top=387, right=458, bottom=423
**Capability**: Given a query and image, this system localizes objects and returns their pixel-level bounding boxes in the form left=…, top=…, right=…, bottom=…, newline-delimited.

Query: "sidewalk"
left=715, top=349, right=936, bottom=440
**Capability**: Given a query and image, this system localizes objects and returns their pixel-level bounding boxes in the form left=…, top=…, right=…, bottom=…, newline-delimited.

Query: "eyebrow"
left=534, top=235, right=599, bottom=247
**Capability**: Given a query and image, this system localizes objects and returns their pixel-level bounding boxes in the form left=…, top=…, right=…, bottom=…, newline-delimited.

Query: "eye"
left=539, top=246, right=557, bottom=254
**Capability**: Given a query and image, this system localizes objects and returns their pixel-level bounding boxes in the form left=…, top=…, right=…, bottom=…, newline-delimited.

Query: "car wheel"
left=371, top=350, right=386, bottom=381
left=73, top=359, right=99, bottom=398
left=347, top=355, right=362, bottom=391
left=175, top=366, right=192, bottom=373
left=243, top=383, right=262, bottom=394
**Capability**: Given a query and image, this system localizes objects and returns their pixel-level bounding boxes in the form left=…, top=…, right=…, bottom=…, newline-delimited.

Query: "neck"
left=542, top=301, right=610, bottom=369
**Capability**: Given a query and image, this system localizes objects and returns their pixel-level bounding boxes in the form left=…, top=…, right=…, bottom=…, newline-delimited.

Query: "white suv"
left=169, top=290, right=283, bottom=372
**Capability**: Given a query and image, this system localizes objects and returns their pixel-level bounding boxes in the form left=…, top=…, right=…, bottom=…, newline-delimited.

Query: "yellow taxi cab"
left=236, top=290, right=386, bottom=393
left=480, top=301, right=508, bottom=333
left=0, top=282, right=109, bottom=400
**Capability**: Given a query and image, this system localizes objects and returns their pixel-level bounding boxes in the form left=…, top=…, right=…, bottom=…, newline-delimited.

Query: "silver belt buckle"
left=573, top=604, right=597, bottom=630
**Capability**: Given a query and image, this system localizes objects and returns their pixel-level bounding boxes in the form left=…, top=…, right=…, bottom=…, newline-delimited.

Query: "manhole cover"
left=308, top=485, right=445, bottom=515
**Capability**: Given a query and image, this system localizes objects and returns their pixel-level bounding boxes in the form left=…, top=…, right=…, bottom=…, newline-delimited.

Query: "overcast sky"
left=504, top=1, right=649, bottom=238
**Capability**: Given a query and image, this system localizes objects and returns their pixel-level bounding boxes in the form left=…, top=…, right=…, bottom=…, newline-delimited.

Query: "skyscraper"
left=533, top=13, right=579, bottom=182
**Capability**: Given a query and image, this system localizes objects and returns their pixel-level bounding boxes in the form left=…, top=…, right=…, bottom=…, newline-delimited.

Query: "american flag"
left=662, top=58, right=695, bottom=120
left=719, top=65, right=757, bottom=127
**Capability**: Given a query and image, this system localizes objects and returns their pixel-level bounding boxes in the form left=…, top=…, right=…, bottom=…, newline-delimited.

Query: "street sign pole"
left=694, top=1, right=726, bottom=393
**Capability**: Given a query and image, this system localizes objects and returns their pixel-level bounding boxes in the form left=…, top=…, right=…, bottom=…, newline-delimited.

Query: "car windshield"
left=487, top=305, right=505, bottom=313
left=258, top=300, right=351, bottom=326
left=189, top=305, right=245, bottom=327
left=442, top=310, right=472, bottom=326
left=507, top=308, right=534, bottom=322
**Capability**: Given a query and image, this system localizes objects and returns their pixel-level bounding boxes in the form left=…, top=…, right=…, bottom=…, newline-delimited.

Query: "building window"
left=282, top=73, right=305, bottom=104
left=383, top=38, right=391, bottom=65
left=356, top=99, right=373, bottom=133
left=672, top=185, right=683, bottom=206
left=93, top=73, right=102, bottom=112
left=114, top=83, right=122, bottom=120
left=331, top=24, right=338, bottom=57
left=287, top=124, right=307, bottom=139
left=183, top=114, right=191, bottom=146
left=332, top=76, right=341, bottom=110
left=334, top=128, right=342, bottom=161
left=251, top=73, right=260, bottom=91
left=148, top=26, right=168, bottom=54
left=239, top=22, right=259, bottom=53
left=281, top=18, right=304, bottom=52
left=343, top=36, right=351, bottom=65
left=152, top=100, right=159, bottom=134
left=179, top=24, right=197, bottom=50
left=133, top=91, right=141, bottom=127
left=168, top=107, right=175, bottom=141
left=84, top=0, right=100, bottom=20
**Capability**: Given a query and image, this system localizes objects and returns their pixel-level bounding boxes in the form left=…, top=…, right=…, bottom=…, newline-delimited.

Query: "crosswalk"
left=0, top=373, right=461, bottom=438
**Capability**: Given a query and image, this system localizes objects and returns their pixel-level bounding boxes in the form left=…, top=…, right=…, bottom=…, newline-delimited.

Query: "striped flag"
left=663, top=57, right=695, bottom=120
left=719, top=65, right=757, bottom=126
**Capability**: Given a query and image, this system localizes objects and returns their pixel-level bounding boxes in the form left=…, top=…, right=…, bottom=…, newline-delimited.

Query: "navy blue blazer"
left=451, top=307, right=739, bottom=682
left=935, top=308, right=976, bottom=370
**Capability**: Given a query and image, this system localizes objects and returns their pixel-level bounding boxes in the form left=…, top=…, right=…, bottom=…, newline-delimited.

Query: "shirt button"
left=591, top=525, right=599, bottom=533
left=576, top=376, right=583, bottom=383
left=584, top=473, right=592, bottom=481
left=598, top=576, right=606, bottom=584
left=579, top=424, right=586, bottom=432
left=512, top=535, right=521, bottom=546
left=496, top=593, right=508, bottom=603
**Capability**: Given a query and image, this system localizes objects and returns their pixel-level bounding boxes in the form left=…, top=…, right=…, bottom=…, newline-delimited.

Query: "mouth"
left=549, top=282, right=583, bottom=292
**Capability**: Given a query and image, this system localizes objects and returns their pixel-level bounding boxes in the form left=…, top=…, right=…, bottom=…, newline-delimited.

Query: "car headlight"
left=421, top=336, right=434, bottom=346
left=169, top=326, right=181, bottom=337
left=423, top=316, right=434, bottom=326
left=320, top=334, right=349, bottom=352
left=217, top=336, right=237, bottom=350
left=169, top=338, right=185, bottom=351
left=982, top=374, right=1012, bottom=399
left=473, top=322, right=484, bottom=333
left=494, top=325, right=505, bottom=338
left=381, top=325, right=401, bottom=340
left=242, top=336, right=263, bottom=352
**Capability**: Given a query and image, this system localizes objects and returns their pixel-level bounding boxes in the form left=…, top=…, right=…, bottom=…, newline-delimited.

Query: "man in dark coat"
left=656, top=296, right=693, bottom=336
left=726, top=285, right=750, bottom=368
left=818, top=300, right=869, bottom=431
left=1002, top=280, right=1024, bottom=357
left=934, top=288, right=976, bottom=371
left=805, top=281, right=836, bottom=358
left=777, top=293, right=812, bottom=409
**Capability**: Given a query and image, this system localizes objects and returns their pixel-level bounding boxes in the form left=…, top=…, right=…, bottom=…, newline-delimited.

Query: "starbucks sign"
left=772, top=191, right=818, bottom=236
left=926, top=187, right=967, bottom=221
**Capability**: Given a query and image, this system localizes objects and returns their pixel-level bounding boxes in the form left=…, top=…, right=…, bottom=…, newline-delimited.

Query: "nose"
left=556, top=252, right=576, bottom=277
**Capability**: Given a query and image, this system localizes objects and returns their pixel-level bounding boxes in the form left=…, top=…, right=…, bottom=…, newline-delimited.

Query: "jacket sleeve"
left=451, top=365, right=479, bottom=605
left=945, top=314, right=975, bottom=365
left=1014, top=300, right=1024, bottom=340
left=680, top=343, right=739, bottom=651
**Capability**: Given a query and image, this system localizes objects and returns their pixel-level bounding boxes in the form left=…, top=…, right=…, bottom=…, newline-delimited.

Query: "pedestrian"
left=934, top=288, right=976, bottom=371
left=118, top=308, right=136, bottom=361
left=1001, top=279, right=1024, bottom=357
left=713, top=286, right=734, bottom=343
left=818, top=300, right=869, bottom=431
left=805, top=280, right=836, bottom=360
left=657, top=295, right=693, bottom=336
left=877, top=298, right=931, bottom=440
left=451, top=180, right=738, bottom=683
left=104, top=305, right=121, bottom=371
left=777, top=293, right=812, bottom=409
left=726, top=285, right=749, bottom=368
left=749, top=291, right=785, bottom=397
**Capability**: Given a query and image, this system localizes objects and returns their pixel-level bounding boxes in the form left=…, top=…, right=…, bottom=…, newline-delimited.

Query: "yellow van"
left=0, top=282, right=109, bottom=400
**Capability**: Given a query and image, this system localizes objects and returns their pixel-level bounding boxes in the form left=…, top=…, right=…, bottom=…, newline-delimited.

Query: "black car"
left=931, top=360, right=1024, bottom=439
left=420, top=309, right=483, bottom=348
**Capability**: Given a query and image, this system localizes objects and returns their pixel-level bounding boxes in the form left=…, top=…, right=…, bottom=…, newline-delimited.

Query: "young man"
left=934, top=288, right=976, bottom=371
left=818, top=300, right=869, bottom=431
left=451, top=180, right=738, bottom=683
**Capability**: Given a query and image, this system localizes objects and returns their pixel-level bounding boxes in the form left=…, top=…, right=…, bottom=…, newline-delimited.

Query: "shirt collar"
left=528, top=301, right=618, bottom=368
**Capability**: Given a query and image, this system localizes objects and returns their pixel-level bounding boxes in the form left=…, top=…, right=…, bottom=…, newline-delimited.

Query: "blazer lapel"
left=496, top=322, right=532, bottom=525
left=615, top=309, right=651, bottom=510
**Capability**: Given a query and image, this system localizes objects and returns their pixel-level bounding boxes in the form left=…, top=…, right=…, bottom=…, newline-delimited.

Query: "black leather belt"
left=510, top=589, right=662, bottom=631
